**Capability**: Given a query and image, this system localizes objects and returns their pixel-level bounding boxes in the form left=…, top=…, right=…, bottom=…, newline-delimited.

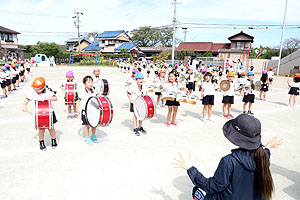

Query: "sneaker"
left=223, top=114, right=228, bottom=118
left=171, top=122, right=177, bottom=126
left=73, top=113, right=79, bottom=118
left=51, top=138, right=58, bottom=149
left=202, top=118, right=207, bottom=123
left=248, top=111, right=254, bottom=115
left=138, top=127, right=147, bottom=134
left=227, top=113, right=234, bottom=118
left=39, top=140, right=47, bottom=151
left=242, top=111, right=247, bottom=114
left=134, top=128, right=140, bottom=136
left=85, top=138, right=93, bottom=145
left=67, top=115, right=72, bottom=120
left=207, top=118, right=214, bottom=123
left=166, top=122, right=171, bottom=127
left=91, top=135, right=99, bottom=143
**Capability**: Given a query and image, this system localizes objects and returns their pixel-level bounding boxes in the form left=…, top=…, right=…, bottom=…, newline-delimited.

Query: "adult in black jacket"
left=173, top=114, right=283, bottom=200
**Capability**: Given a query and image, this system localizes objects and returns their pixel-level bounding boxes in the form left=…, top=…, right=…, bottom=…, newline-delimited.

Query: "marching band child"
left=19, top=62, right=25, bottom=82
left=268, top=67, right=274, bottom=86
left=153, top=69, right=166, bottom=108
left=163, top=72, right=185, bottom=126
left=287, top=73, right=300, bottom=107
left=5, top=65, right=12, bottom=93
left=22, top=77, right=58, bottom=151
left=127, top=72, right=148, bottom=136
left=93, top=67, right=101, bottom=84
left=201, top=72, right=216, bottom=123
left=60, top=71, right=78, bottom=119
left=126, top=68, right=138, bottom=86
left=76, top=76, right=101, bottom=145
left=10, top=64, right=18, bottom=90
left=186, top=66, right=195, bottom=94
left=0, top=66, right=7, bottom=98
left=243, top=72, right=255, bottom=115
left=259, top=70, right=269, bottom=101
left=222, top=72, right=237, bottom=118
left=238, top=71, right=247, bottom=96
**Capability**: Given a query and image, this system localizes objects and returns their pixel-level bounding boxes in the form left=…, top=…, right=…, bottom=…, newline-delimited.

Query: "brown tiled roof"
left=0, top=26, right=20, bottom=34
left=228, top=31, right=254, bottom=41
left=176, top=42, right=230, bottom=52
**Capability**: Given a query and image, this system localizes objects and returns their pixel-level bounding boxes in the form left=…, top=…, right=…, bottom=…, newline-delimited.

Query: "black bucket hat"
left=223, top=114, right=261, bottom=150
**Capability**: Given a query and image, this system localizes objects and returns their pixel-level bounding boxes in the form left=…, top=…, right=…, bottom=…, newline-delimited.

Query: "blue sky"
left=0, top=0, right=299, bottom=47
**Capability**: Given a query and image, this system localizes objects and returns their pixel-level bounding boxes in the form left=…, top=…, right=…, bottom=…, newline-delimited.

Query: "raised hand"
left=266, top=137, right=284, bottom=149
left=172, top=152, right=192, bottom=170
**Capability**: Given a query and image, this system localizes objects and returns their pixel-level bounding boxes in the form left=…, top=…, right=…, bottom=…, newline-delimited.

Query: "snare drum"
left=186, top=95, right=197, bottom=105
left=96, top=79, right=110, bottom=96
left=35, top=100, right=53, bottom=129
left=134, top=95, right=156, bottom=121
left=65, top=83, right=77, bottom=105
left=85, top=96, right=113, bottom=127
left=176, top=91, right=188, bottom=103
left=162, top=91, right=176, bottom=101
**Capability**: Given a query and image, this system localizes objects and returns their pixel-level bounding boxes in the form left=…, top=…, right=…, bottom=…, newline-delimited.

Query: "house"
left=65, top=38, right=91, bottom=52
left=0, top=26, right=24, bottom=60
left=176, top=31, right=254, bottom=60
left=114, top=42, right=140, bottom=60
left=96, top=30, right=131, bottom=53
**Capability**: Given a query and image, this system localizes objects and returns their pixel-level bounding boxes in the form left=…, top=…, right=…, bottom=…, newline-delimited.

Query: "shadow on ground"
left=33, top=129, right=64, bottom=147
left=77, top=127, right=109, bottom=142
left=271, top=164, right=300, bottom=199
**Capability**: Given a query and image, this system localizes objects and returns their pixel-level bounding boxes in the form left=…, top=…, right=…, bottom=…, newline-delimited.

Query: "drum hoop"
left=141, top=96, right=148, bottom=120
left=35, top=101, right=38, bottom=130
left=48, top=100, right=53, bottom=129
left=107, top=97, right=113, bottom=125
left=149, top=95, right=156, bottom=118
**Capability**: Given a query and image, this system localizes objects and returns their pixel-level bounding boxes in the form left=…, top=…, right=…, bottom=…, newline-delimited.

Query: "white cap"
left=93, top=67, right=100, bottom=71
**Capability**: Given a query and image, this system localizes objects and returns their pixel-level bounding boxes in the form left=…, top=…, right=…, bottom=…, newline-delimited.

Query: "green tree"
left=175, top=49, right=194, bottom=60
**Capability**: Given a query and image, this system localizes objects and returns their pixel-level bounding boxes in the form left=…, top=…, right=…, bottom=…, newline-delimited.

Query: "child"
left=287, top=73, right=300, bottom=107
left=222, top=72, right=237, bottom=118
left=243, top=71, right=255, bottom=114
left=60, top=71, right=78, bottom=119
left=93, top=67, right=101, bottom=84
left=19, top=62, right=25, bottom=83
left=153, top=69, right=166, bottom=107
left=238, top=71, right=247, bottom=96
left=259, top=70, right=269, bottom=101
left=267, top=67, right=274, bottom=85
left=5, top=65, right=12, bottom=93
left=10, top=64, right=18, bottom=91
left=76, top=76, right=101, bottom=145
left=201, top=72, right=216, bottom=123
left=163, top=72, right=185, bottom=126
left=173, top=114, right=283, bottom=200
left=0, top=66, right=7, bottom=98
left=22, top=77, right=58, bottom=151
left=127, top=72, right=148, bottom=136
left=186, top=66, right=195, bottom=94
left=126, top=68, right=138, bottom=85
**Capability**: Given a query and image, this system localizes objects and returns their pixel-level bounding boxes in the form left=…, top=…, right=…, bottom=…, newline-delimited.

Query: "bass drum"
left=85, top=96, right=113, bottom=128
left=96, top=79, right=110, bottom=96
left=134, top=95, right=156, bottom=121
left=35, top=100, right=53, bottom=129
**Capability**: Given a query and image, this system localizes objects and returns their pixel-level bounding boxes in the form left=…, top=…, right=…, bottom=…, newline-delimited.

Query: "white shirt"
left=10, top=69, right=18, bottom=77
left=202, top=81, right=215, bottom=96
left=78, top=88, right=96, bottom=111
left=128, top=82, right=148, bottom=101
left=5, top=70, right=11, bottom=79
left=0, top=72, right=6, bottom=83
left=238, top=77, right=247, bottom=85
left=290, top=81, right=300, bottom=88
left=244, top=79, right=254, bottom=95
left=26, top=88, right=56, bottom=101
left=154, top=76, right=166, bottom=87
left=127, top=76, right=136, bottom=85
left=61, top=80, right=77, bottom=89
left=267, top=71, right=274, bottom=78
left=223, top=81, right=237, bottom=96
left=186, top=73, right=194, bottom=83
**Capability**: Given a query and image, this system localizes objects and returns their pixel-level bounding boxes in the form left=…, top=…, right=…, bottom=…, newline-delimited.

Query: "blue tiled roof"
left=115, top=42, right=136, bottom=51
left=82, top=42, right=103, bottom=51
left=96, top=30, right=125, bottom=38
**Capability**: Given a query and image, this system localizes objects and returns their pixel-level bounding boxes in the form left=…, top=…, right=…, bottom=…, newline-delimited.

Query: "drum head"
left=220, top=80, right=230, bottom=91
left=85, top=97, right=101, bottom=128
left=255, top=81, right=261, bottom=91
left=134, top=97, right=147, bottom=121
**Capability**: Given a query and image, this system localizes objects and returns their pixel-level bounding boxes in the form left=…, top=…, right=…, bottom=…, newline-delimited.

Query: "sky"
left=0, top=0, right=299, bottom=48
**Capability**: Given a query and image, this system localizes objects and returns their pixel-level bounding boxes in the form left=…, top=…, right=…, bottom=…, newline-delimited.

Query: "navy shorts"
left=202, top=95, right=214, bottom=105
left=222, top=96, right=234, bottom=104
left=243, top=94, right=255, bottom=103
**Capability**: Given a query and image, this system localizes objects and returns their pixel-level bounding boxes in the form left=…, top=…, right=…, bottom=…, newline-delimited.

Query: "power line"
left=180, top=22, right=300, bottom=27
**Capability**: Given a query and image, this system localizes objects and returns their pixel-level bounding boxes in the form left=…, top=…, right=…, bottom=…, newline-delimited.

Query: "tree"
left=282, top=38, right=300, bottom=55
left=175, top=49, right=194, bottom=60
left=82, top=32, right=99, bottom=41
left=131, top=26, right=176, bottom=47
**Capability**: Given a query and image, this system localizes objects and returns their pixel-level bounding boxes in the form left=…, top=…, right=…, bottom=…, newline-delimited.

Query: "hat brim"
left=223, top=119, right=261, bottom=150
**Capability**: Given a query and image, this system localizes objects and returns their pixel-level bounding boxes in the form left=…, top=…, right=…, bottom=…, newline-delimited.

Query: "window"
left=5, top=34, right=13, bottom=41
left=237, top=42, right=244, bottom=49
left=0, top=33, right=4, bottom=40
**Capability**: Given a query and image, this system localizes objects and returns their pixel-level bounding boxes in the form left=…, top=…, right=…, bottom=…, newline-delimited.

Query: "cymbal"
left=220, top=80, right=230, bottom=92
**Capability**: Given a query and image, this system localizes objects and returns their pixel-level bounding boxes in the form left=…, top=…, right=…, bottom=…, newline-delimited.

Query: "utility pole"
left=73, top=9, right=83, bottom=52
left=277, top=0, right=288, bottom=76
left=182, top=27, right=188, bottom=42
left=171, top=0, right=180, bottom=65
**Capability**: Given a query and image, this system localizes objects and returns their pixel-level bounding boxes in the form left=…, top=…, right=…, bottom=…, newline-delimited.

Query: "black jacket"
left=187, top=148, right=270, bottom=200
